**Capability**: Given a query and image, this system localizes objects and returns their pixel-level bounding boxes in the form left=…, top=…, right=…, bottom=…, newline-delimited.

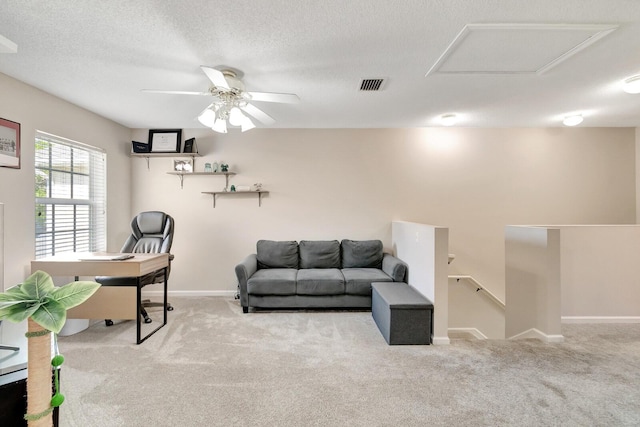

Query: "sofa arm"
left=235, top=254, right=258, bottom=310
left=382, top=253, right=408, bottom=282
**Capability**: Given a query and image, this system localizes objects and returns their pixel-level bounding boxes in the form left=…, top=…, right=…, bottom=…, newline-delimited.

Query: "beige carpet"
left=58, top=297, right=640, bottom=426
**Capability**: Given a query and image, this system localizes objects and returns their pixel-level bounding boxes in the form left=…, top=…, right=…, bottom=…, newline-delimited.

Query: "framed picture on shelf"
left=149, top=129, right=182, bottom=153
left=173, top=159, right=193, bottom=172
left=0, top=117, right=20, bottom=169
left=183, top=137, right=197, bottom=153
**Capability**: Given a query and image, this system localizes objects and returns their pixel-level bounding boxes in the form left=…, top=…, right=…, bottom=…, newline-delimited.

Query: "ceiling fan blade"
left=247, top=91, right=300, bottom=103
left=142, top=89, right=210, bottom=95
left=200, top=66, right=229, bottom=89
left=240, top=103, right=276, bottom=126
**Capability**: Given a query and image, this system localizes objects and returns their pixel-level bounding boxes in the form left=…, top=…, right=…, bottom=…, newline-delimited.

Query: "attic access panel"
left=426, top=23, right=618, bottom=75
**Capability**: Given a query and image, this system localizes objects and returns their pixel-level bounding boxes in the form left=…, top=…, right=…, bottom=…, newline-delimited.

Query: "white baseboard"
left=508, top=328, right=565, bottom=343
left=562, top=316, right=640, bottom=324
left=432, top=336, right=451, bottom=345
left=142, top=290, right=237, bottom=297
left=448, top=327, right=488, bottom=340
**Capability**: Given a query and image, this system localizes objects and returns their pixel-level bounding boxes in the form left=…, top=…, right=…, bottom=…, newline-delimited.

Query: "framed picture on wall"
left=0, top=117, right=20, bottom=169
left=149, top=129, right=182, bottom=153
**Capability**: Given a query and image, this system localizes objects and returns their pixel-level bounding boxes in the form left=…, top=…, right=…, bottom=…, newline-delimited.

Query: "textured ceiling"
left=1, top=0, right=640, bottom=130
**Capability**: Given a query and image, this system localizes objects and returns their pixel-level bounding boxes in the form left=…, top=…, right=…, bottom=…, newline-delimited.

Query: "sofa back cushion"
left=257, top=240, right=299, bottom=269
left=341, top=239, right=383, bottom=268
left=299, top=240, right=341, bottom=269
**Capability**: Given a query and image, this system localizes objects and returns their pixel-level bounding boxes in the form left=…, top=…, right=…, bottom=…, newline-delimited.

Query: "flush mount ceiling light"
left=563, top=114, right=583, bottom=126
left=440, top=114, right=457, bottom=126
left=622, top=75, right=640, bottom=94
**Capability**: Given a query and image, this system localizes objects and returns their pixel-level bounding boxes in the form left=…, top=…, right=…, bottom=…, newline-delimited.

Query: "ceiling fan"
left=143, top=66, right=299, bottom=133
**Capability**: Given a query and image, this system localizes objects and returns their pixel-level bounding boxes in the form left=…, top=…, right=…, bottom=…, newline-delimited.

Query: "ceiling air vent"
left=360, top=78, right=385, bottom=91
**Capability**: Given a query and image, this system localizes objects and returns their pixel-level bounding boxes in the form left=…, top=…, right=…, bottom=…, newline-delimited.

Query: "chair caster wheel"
left=144, top=317, right=152, bottom=324
left=105, top=319, right=114, bottom=327
left=167, top=306, right=174, bottom=311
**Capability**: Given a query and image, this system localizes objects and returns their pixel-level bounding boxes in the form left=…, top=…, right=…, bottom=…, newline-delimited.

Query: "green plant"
left=0, top=270, right=100, bottom=423
left=0, top=270, right=100, bottom=333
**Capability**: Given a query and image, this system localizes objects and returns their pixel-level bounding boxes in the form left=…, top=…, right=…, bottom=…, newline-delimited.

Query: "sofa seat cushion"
left=247, top=268, right=297, bottom=295
left=297, top=268, right=345, bottom=296
left=342, top=268, right=393, bottom=296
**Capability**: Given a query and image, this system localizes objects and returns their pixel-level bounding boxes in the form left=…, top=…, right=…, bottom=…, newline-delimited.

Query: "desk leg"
left=136, top=277, right=142, bottom=344
left=136, top=267, right=169, bottom=345
left=163, top=267, right=168, bottom=325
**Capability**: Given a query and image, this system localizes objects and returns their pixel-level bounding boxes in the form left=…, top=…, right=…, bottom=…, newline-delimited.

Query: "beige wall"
left=0, top=72, right=132, bottom=288
left=560, top=225, right=640, bottom=319
left=637, top=127, right=640, bottom=224
left=130, top=127, right=636, bottom=297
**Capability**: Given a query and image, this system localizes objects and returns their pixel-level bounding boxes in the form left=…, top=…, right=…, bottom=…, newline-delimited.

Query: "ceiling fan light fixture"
left=563, top=114, right=583, bottom=126
left=198, top=108, right=216, bottom=128
left=623, top=75, right=640, bottom=94
left=212, top=118, right=228, bottom=133
left=440, top=114, right=457, bottom=126
left=228, top=107, right=245, bottom=126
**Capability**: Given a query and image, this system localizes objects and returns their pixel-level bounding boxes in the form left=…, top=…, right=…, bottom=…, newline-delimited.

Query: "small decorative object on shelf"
left=131, top=140, right=150, bottom=153
left=173, top=159, right=193, bottom=172
left=183, top=137, right=197, bottom=153
left=212, top=161, right=219, bottom=172
left=253, top=182, right=263, bottom=191
left=204, top=163, right=212, bottom=172
left=230, top=185, right=236, bottom=192
left=220, top=163, right=229, bottom=172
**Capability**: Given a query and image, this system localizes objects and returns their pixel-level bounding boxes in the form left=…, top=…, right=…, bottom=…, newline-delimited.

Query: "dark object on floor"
left=372, top=282, right=433, bottom=345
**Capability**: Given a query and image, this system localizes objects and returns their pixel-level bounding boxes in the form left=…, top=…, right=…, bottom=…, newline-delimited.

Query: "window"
left=35, top=132, right=106, bottom=259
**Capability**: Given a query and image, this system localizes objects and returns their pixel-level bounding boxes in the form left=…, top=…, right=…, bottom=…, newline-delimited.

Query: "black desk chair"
left=96, top=211, right=175, bottom=326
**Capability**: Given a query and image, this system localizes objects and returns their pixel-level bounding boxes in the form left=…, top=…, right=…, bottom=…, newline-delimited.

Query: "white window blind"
left=35, top=132, right=106, bottom=259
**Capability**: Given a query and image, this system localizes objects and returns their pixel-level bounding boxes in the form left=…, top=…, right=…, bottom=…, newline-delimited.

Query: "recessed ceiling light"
left=563, top=114, right=583, bottom=126
left=440, top=114, right=457, bottom=126
left=622, top=75, right=640, bottom=94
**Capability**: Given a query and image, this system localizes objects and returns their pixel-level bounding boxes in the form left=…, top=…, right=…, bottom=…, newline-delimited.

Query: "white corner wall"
left=391, top=221, right=449, bottom=345
left=505, top=226, right=563, bottom=342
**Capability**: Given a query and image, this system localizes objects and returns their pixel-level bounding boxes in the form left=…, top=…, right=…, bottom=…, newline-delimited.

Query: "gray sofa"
left=235, top=239, right=408, bottom=313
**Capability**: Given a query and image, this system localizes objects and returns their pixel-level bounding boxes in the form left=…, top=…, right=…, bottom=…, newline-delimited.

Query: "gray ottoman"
left=371, top=282, right=433, bottom=345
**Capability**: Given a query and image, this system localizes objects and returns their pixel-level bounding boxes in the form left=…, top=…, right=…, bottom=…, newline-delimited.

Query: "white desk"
left=31, top=253, right=170, bottom=344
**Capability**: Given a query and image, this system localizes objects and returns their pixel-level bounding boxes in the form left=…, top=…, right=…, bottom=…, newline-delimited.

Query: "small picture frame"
left=183, top=137, right=197, bottom=153
left=0, top=117, right=21, bottom=169
left=173, top=159, right=193, bottom=173
left=149, top=129, right=182, bottom=153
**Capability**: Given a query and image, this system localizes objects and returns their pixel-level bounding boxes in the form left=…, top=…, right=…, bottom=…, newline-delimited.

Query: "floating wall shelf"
left=202, top=191, right=269, bottom=208
left=131, top=152, right=201, bottom=170
left=167, top=171, right=236, bottom=189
